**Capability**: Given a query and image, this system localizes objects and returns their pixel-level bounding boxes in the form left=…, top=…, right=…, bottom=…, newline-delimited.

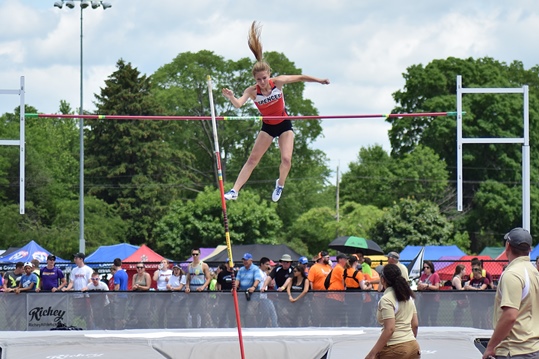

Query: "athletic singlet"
left=254, top=80, right=287, bottom=125
left=189, top=262, right=205, bottom=287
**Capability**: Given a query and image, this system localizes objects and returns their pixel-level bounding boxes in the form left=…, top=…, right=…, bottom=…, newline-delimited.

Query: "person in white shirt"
left=61, top=253, right=94, bottom=328
left=167, top=264, right=186, bottom=291
left=87, top=271, right=109, bottom=329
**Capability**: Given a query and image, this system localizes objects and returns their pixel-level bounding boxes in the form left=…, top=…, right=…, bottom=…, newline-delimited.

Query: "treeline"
left=1, top=54, right=537, bottom=259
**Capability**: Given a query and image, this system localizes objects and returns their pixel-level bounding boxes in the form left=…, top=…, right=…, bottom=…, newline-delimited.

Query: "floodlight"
left=64, top=0, right=75, bottom=9
left=80, top=0, right=90, bottom=9
left=91, top=1, right=100, bottom=9
left=53, top=1, right=63, bottom=9
left=101, top=1, right=112, bottom=10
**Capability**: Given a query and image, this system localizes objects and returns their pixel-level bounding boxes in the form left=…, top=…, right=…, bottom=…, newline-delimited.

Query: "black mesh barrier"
left=0, top=290, right=496, bottom=331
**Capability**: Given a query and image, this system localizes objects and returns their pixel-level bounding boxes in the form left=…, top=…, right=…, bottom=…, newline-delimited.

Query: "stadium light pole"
left=53, top=0, right=112, bottom=254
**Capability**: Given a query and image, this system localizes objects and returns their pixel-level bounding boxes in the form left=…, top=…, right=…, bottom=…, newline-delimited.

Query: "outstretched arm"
left=222, top=86, right=255, bottom=108
left=273, top=75, right=330, bottom=87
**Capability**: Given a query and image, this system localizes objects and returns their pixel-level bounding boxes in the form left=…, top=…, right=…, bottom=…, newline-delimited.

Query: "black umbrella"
left=328, top=236, right=384, bottom=255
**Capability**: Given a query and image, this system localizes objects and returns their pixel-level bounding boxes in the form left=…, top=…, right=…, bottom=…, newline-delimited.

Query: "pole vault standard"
left=206, top=76, right=246, bottom=359
left=25, top=112, right=459, bottom=121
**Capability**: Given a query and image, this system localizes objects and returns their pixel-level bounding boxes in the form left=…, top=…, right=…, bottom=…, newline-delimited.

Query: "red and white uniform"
left=254, top=80, right=287, bottom=125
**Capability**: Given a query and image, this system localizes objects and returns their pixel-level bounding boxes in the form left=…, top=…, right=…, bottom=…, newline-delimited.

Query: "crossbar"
left=25, top=112, right=459, bottom=121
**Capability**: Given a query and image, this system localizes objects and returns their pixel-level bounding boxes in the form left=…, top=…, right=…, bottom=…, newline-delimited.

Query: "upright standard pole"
left=79, top=6, right=85, bottom=253
left=206, top=76, right=246, bottom=359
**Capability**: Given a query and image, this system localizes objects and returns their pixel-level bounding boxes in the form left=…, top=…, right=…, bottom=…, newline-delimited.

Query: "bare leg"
left=276, top=130, right=295, bottom=186
left=231, top=131, right=274, bottom=192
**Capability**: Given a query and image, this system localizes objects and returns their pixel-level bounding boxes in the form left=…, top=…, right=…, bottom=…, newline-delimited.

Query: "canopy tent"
left=85, top=243, right=140, bottom=273
left=434, top=256, right=464, bottom=272
left=530, top=246, right=539, bottom=260
left=0, top=240, right=69, bottom=270
left=399, top=245, right=467, bottom=263
left=436, top=255, right=506, bottom=281
left=479, top=247, right=505, bottom=259
left=121, top=244, right=167, bottom=290
left=86, top=243, right=139, bottom=263
left=203, top=244, right=303, bottom=263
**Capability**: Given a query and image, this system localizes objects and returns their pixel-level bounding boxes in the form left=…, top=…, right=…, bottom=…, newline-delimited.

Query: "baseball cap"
left=172, top=263, right=180, bottom=269
left=242, top=253, right=253, bottom=260
left=23, top=262, right=32, bottom=268
left=47, top=254, right=56, bottom=261
left=298, top=256, right=308, bottom=265
left=280, top=254, right=292, bottom=262
left=386, top=251, right=400, bottom=260
left=336, top=254, right=348, bottom=260
left=315, top=251, right=329, bottom=260
left=504, top=228, right=533, bottom=248
left=73, top=252, right=86, bottom=260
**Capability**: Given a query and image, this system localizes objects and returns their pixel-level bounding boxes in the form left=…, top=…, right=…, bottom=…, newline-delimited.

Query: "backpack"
left=324, top=269, right=333, bottom=290
left=343, top=269, right=360, bottom=284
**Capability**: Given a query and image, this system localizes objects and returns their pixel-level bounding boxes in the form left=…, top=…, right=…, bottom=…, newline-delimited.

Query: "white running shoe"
left=272, top=179, right=284, bottom=202
left=224, top=189, right=238, bottom=200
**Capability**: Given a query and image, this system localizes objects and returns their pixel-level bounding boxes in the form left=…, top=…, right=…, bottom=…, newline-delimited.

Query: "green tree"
left=371, top=198, right=454, bottom=252
left=340, top=145, right=449, bottom=209
left=387, top=57, right=539, bottom=250
left=87, top=59, right=195, bottom=246
left=153, top=186, right=282, bottom=259
left=391, top=145, right=449, bottom=203
left=340, top=145, right=395, bottom=208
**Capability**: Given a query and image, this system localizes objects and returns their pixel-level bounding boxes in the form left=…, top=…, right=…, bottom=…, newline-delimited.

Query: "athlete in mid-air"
left=222, top=21, right=329, bottom=202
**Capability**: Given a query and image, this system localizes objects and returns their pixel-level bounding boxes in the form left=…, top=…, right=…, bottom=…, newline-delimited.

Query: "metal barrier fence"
left=0, top=290, right=496, bottom=331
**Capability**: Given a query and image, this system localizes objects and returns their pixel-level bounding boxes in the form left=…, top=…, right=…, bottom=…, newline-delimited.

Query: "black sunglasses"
left=136, top=266, right=144, bottom=269
left=192, top=253, right=199, bottom=256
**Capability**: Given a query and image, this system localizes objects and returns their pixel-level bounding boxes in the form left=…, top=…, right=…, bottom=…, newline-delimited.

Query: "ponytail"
left=248, top=21, right=271, bottom=76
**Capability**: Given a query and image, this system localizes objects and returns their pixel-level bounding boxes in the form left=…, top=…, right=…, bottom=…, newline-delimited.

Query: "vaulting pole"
left=206, top=76, right=246, bottom=359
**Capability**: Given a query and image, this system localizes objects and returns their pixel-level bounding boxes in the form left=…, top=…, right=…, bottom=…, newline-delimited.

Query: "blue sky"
left=1, top=0, right=539, bottom=182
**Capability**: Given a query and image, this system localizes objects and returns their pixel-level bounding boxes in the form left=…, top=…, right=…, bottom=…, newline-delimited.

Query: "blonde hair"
left=248, top=21, right=271, bottom=76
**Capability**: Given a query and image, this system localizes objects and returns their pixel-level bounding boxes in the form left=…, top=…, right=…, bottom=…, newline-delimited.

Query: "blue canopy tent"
left=85, top=243, right=140, bottom=273
left=0, top=240, right=69, bottom=271
left=399, top=245, right=467, bottom=265
left=529, top=245, right=539, bottom=260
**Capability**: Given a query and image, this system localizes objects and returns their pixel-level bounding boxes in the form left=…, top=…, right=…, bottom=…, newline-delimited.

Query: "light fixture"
left=65, top=0, right=75, bottom=9
left=80, top=0, right=90, bottom=9
left=53, top=1, right=63, bottom=8
left=101, top=1, right=112, bottom=10
left=91, top=1, right=100, bottom=9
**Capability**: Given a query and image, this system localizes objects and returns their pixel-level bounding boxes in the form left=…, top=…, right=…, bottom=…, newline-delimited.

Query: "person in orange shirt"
left=327, top=254, right=347, bottom=326
left=307, top=251, right=332, bottom=326
left=345, top=256, right=368, bottom=291
left=308, top=251, right=332, bottom=291
left=364, top=257, right=380, bottom=290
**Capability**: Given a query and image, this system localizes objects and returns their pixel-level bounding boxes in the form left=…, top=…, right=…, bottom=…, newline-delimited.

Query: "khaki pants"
left=378, top=340, right=420, bottom=359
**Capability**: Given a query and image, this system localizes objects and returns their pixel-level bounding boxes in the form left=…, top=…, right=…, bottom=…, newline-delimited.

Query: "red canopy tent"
left=121, top=244, right=167, bottom=290
left=436, top=255, right=507, bottom=282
